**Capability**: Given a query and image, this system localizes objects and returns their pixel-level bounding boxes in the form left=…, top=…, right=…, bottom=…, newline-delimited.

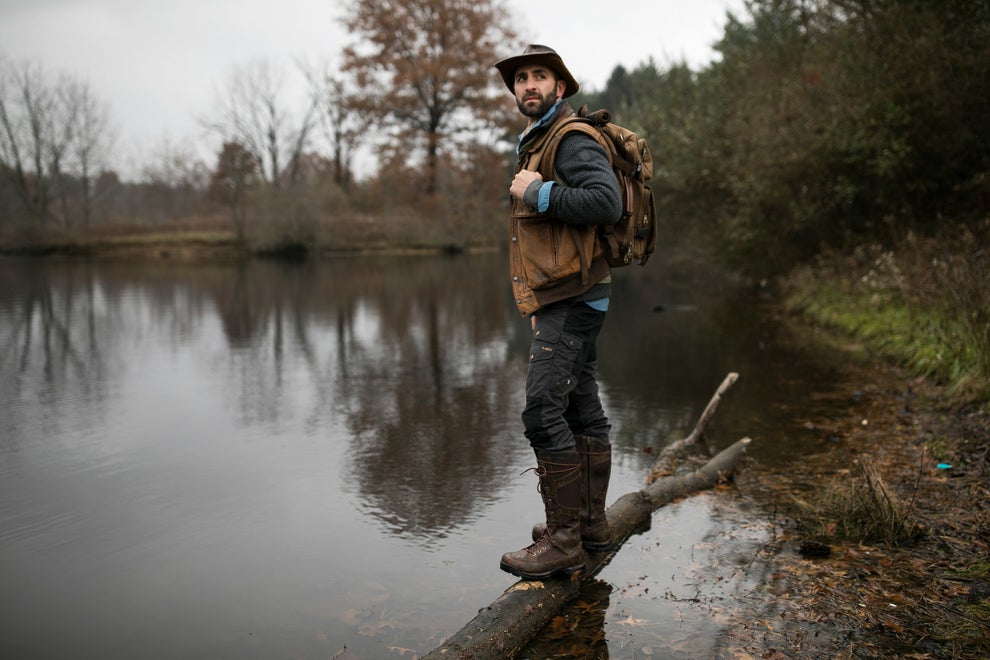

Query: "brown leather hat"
left=494, top=44, right=580, bottom=98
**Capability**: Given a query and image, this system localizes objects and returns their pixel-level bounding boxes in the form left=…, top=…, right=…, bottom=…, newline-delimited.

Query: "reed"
left=794, top=458, right=917, bottom=546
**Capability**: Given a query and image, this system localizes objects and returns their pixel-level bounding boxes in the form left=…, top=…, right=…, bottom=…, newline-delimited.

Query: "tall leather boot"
left=576, top=434, right=613, bottom=551
left=500, top=447, right=584, bottom=580
left=532, top=434, right=613, bottom=551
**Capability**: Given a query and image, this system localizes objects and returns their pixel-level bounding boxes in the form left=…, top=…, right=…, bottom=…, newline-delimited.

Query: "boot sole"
left=581, top=540, right=613, bottom=552
left=499, top=560, right=584, bottom=580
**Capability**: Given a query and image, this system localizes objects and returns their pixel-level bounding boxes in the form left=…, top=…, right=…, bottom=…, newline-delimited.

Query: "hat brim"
left=494, top=52, right=580, bottom=98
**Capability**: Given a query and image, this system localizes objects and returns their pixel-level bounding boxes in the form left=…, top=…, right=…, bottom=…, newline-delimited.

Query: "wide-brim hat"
left=494, top=44, right=580, bottom=98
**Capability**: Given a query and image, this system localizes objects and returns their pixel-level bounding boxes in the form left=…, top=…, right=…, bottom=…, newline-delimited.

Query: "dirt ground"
left=729, top=354, right=990, bottom=659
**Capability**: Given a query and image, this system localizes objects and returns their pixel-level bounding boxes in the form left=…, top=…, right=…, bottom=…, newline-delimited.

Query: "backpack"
left=544, top=106, right=658, bottom=268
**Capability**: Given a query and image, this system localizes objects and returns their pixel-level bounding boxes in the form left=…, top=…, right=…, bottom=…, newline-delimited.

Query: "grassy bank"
left=783, top=220, right=990, bottom=407
left=0, top=227, right=247, bottom=259
left=0, top=225, right=498, bottom=261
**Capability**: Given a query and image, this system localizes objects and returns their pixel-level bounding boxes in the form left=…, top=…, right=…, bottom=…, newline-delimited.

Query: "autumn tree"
left=340, top=0, right=516, bottom=194
left=209, top=141, right=258, bottom=239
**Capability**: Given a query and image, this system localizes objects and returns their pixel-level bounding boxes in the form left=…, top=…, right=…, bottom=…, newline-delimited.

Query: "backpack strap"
left=542, top=118, right=635, bottom=270
left=517, top=103, right=576, bottom=175
left=550, top=119, right=612, bottom=286
left=541, top=118, right=608, bottom=183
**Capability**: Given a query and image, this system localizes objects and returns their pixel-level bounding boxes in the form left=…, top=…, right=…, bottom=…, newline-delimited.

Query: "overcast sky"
left=0, top=0, right=746, bottom=176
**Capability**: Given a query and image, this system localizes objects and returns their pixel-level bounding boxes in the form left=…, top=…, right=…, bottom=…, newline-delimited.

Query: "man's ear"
left=556, top=79, right=566, bottom=99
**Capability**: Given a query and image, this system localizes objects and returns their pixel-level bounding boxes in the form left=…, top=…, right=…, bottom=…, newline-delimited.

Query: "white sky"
left=0, top=0, right=746, bottom=177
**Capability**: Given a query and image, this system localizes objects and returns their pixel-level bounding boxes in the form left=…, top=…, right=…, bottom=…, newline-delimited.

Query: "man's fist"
left=510, top=170, right=543, bottom=202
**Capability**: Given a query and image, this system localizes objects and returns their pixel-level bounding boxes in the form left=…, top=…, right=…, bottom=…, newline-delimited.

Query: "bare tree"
left=301, top=59, right=363, bottom=192
left=0, top=57, right=87, bottom=227
left=138, top=136, right=210, bottom=223
left=205, top=58, right=318, bottom=188
left=340, top=0, right=516, bottom=193
left=68, top=80, right=116, bottom=227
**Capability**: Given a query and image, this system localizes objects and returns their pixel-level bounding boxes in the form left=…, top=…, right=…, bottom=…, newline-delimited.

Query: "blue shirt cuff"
left=537, top=181, right=555, bottom=213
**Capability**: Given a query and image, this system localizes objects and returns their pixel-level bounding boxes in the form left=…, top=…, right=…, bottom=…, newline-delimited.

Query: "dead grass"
left=793, top=457, right=920, bottom=546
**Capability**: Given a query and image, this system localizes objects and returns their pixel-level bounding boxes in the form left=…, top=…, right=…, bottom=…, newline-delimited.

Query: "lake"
left=0, top=250, right=853, bottom=658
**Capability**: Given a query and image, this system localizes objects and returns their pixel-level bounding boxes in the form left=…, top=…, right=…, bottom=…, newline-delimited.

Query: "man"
left=493, top=45, right=622, bottom=580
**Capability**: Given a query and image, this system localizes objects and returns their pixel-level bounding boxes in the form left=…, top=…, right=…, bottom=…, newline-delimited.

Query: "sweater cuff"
left=523, top=179, right=541, bottom=210
left=523, top=180, right=556, bottom=212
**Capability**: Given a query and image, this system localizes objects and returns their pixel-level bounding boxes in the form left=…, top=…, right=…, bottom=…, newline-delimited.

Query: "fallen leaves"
left=615, top=614, right=647, bottom=627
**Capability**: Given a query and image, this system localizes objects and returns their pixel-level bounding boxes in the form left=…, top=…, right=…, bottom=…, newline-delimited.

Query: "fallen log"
left=424, top=374, right=749, bottom=660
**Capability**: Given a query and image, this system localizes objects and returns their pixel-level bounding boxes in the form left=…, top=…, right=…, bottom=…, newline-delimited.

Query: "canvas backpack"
left=543, top=106, right=658, bottom=268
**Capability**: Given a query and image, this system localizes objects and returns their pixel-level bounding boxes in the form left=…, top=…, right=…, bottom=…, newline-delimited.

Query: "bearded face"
left=516, top=86, right=559, bottom=118
left=513, top=65, right=564, bottom=120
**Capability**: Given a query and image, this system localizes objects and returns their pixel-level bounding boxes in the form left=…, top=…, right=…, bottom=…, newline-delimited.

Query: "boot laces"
left=524, top=530, right=554, bottom=556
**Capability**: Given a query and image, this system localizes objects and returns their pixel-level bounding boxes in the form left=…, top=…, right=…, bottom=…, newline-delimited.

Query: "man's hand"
left=510, top=170, right=543, bottom=202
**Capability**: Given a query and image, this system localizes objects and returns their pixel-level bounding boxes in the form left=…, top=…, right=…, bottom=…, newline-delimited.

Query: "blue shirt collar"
left=516, top=100, right=564, bottom=154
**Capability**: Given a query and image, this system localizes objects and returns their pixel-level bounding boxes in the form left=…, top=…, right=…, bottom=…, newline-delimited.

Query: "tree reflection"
left=305, top=256, right=525, bottom=541
left=205, top=254, right=529, bottom=540
left=0, top=260, right=112, bottom=448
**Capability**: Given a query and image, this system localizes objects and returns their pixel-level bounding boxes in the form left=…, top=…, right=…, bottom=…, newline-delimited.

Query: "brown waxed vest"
left=508, top=103, right=609, bottom=317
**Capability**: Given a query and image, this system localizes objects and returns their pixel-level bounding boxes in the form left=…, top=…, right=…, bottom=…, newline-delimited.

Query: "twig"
left=648, top=372, right=739, bottom=483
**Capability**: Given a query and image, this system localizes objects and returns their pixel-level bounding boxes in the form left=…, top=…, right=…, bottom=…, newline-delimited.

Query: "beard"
left=516, top=88, right=558, bottom=118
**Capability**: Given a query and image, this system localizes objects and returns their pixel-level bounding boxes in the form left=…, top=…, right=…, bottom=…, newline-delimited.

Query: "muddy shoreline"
left=731, top=341, right=989, bottom=659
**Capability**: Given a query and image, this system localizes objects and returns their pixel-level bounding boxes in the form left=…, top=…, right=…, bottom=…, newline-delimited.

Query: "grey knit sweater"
left=520, top=112, right=622, bottom=227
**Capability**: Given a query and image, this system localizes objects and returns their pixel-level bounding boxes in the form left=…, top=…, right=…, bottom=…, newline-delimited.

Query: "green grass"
left=786, top=244, right=990, bottom=406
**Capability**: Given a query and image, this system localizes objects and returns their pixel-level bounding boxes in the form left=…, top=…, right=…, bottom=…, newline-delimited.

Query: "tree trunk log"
left=423, top=374, right=749, bottom=660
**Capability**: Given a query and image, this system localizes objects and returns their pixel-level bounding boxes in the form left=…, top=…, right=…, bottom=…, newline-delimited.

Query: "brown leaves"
left=547, top=614, right=577, bottom=637
left=339, top=0, right=516, bottom=185
left=614, top=614, right=647, bottom=627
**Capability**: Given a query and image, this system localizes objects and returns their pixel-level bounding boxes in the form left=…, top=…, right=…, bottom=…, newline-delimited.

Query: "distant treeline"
left=577, top=0, right=989, bottom=274
left=2, top=0, right=987, bottom=269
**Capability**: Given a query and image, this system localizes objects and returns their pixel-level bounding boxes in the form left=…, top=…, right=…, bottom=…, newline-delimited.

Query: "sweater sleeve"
left=544, top=133, right=622, bottom=226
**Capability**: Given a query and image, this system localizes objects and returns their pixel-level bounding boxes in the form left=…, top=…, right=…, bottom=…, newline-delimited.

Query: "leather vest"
left=508, top=103, right=607, bottom=316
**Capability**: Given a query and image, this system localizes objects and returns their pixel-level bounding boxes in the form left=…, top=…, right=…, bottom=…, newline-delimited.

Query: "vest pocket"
left=517, top=219, right=592, bottom=290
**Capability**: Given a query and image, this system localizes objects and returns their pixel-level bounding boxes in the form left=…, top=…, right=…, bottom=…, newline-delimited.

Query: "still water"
left=0, top=251, right=849, bottom=658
